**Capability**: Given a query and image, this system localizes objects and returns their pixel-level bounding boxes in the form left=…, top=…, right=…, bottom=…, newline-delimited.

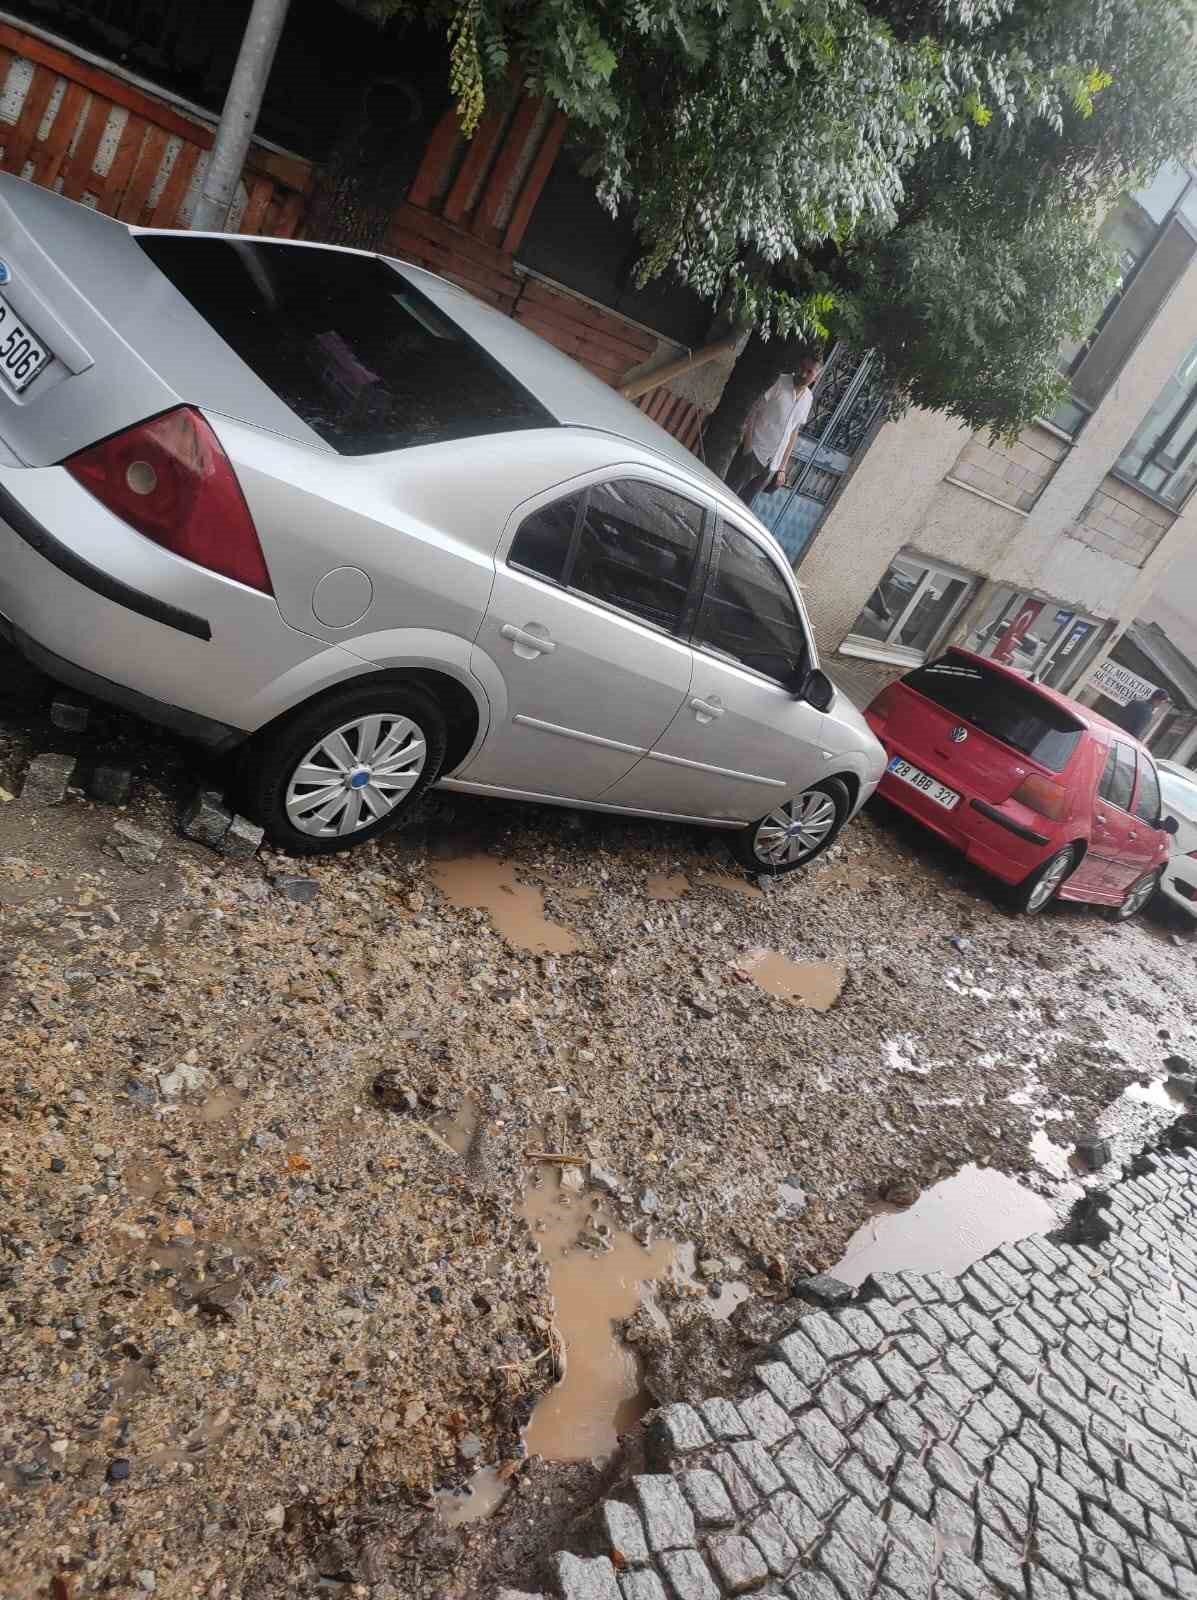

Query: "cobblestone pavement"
left=503, top=1133, right=1197, bottom=1600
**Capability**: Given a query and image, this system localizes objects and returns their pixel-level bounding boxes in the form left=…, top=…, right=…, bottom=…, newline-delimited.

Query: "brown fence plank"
left=60, top=94, right=110, bottom=200
left=474, top=94, right=541, bottom=240
left=117, top=122, right=167, bottom=222
left=408, top=106, right=461, bottom=210
left=31, top=78, right=86, bottom=188
left=502, top=111, right=565, bottom=254
left=239, top=175, right=274, bottom=235
left=148, top=140, right=199, bottom=228
left=270, top=190, right=305, bottom=238
left=442, top=100, right=508, bottom=225
left=517, top=277, right=657, bottom=356
left=98, top=114, right=146, bottom=215
left=3, top=64, right=56, bottom=176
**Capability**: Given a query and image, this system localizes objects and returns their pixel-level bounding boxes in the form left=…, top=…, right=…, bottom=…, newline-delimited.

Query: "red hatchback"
left=864, top=649, right=1176, bottom=917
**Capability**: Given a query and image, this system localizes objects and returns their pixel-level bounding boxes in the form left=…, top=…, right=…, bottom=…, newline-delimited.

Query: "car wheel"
left=1111, top=868, right=1162, bottom=923
left=1010, top=845, right=1076, bottom=915
left=245, top=683, right=447, bottom=854
left=730, top=779, right=850, bottom=876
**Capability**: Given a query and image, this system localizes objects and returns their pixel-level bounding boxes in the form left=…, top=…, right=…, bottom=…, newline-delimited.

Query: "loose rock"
left=89, top=763, right=134, bottom=805
left=21, top=752, right=76, bottom=805
left=50, top=698, right=90, bottom=732
left=103, top=819, right=163, bottom=868
left=222, top=814, right=265, bottom=859
left=182, top=789, right=232, bottom=848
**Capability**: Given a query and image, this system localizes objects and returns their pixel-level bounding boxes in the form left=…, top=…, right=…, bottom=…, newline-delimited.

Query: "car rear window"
left=136, top=237, right=555, bottom=455
left=903, top=655, right=1084, bottom=772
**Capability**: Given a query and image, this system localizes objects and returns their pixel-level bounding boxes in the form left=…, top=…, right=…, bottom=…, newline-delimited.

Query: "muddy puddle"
left=429, top=855, right=580, bottom=953
left=832, top=1165, right=1057, bottom=1285
left=436, top=1465, right=512, bottom=1527
left=1029, top=1128, right=1074, bottom=1181
left=736, top=947, right=846, bottom=1010
left=695, top=868, right=764, bottom=900
left=432, top=1094, right=480, bottom=1156
left=646, top=872, right=690, bottom=901
left=521, top=1177, right=673, bottom=1462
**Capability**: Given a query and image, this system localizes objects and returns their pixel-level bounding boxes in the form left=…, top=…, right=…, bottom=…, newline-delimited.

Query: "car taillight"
left=1012, top=773, right=1068, bottom=820
left=64, top=406, right=272, bottom=595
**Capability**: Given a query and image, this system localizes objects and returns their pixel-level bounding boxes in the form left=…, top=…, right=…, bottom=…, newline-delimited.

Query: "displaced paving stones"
left=21, top=751, right=76, bottom=804
left=103, top=818, right=163, bottom=868
left=555, top=1553, right=621, bottom=1600
left=274, top=874, right=320, bottom=904
left=89, top=762, right=134, bottom=805
left=182, top=789, right=232, bottom=847
left=50, top=697, right=89, bottom=731
left=1073, top=1135, right=1113, bottom=1171
left=222, top=814, right=264, bottom=859
left=631, top=1476, right=696, bottom=1552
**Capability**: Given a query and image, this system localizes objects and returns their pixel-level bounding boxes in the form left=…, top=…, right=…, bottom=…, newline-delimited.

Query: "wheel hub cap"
left=755, top=791, right=838, bottom=866
left=285, top=713, right=427, bottom=838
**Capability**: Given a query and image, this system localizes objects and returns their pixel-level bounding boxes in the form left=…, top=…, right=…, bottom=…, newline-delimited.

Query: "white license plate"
left=888, top=756, right=960, bottom=810
left=0, top=292, right=50, bottom=392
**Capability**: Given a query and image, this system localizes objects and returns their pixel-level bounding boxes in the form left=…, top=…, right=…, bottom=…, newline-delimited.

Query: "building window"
left=1046, top=161, right=1197, bottom=435
left=1113, top=337, right=1197, bottom=508
left=843, top=552, right=977, bottom=666
left=966, top=589, right=1102, bottom=688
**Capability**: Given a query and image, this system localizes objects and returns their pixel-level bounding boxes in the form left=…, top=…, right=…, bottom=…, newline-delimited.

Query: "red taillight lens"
left=64, top=406, right=272, bottom=595
left=1012, top=773, right=1068, bottom=821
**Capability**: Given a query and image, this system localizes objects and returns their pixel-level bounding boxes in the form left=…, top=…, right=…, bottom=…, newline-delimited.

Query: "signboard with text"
left=1090, top=657, right=1161, bottom=709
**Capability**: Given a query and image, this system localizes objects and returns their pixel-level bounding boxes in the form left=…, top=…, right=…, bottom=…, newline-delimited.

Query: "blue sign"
left=1054, top=608, right=1074, bottom=625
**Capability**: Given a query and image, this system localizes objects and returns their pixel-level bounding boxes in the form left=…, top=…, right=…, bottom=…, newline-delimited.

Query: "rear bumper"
left=0, top=610, right=243, bottom=751
left=873, top=764, right=1053, bottom=887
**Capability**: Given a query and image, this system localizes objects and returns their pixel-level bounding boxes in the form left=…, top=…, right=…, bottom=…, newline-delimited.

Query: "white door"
left=461, top=476, right=704, bottom=800
left=601, top=517, right=827, bottom=820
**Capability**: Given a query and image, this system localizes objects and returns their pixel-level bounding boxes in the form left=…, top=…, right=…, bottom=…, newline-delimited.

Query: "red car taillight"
left=64, top=406, right=272, bottom=595
left=1012, top=773, right=1068, bottom=821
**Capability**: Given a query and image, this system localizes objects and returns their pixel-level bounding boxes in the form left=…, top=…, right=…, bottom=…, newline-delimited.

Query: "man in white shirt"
left=725, top=355, right=822, bottom=505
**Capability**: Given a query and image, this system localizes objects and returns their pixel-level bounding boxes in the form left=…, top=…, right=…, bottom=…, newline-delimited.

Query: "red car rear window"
left=902, top=656, right=1084, bottom=773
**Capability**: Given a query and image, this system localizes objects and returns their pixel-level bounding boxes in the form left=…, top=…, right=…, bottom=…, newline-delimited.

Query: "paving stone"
left=797, top=1410, right=846, bottom=1467
left=1134, top=1542, right=1177, bottom=1593
left=181, top=788, right=232, bottom=846
left=915, top=1388, right=958, bottom=1443
left=709, top=1451, right=760, bottom=1517
left=964, top=1399, right=1004, bottom=1448
left=842, top=1357, right=890, bottom=1408
left=932, top=1486, right=975, bottom=1550
left=770, top=1490, right=821, bottom=1552
left=756, top=1361, right=810, bottom=1413
left=657, top=1549, right=720, bottom=1600
left=792, top=1273, right=856, bottom=1307
left=865, top=1271, right=910, bottom=1305
left=959, top=1270, right=1004, bottom=1316
left=838, top=1308, right=888, bottom=1351
left=977, top=1483, right=1028, bottom=1548
left=746, top=1508, right=800, bottom=1577
left=989, top=1454, right=1032, bottom=1511
left=1124, top=1562, right=1169, bottom=1600
left=977, top=1527, right=1026, bottom=1597
left=1080, top=1527, right=1123, bottom=1579
left=927, top=1445, right=975, bottom=1504
left=835, top=1495, right=887, bottom=1568
left=883, top=1535, right=934, bottom=1599
left=879, top=1398, right=926, bottom=1455
left=868, top=1301, right=911, bottom=1336
left=1025, top=1567, right=1071, bottom=1600
left=774, top=1444, right=842, bottom=1519
left=104, top=818, right=163, bottom=867
left=1034, top=1488, right=1081, bottom=1552
left=619, top=1573, right=667, bottom=1600
left=893, top=1456, right=935, bottom=1518
left=677, top=1471, right=735, bottom=1530
left=998, top=1338, right=1041, bottom=1384
left=816, top=1531, right=874, bottom=1598
left=1144, top=1508, right=1190, bottom=1563
left=1121, top=1459, right=1161, bottom=1509
left=274, top=874, right=319, bottom=904
left=89, top=762, right=134, bottom=805
left=924, top=1372, right=972, bottom=1414
left=952, top=1424, right=990, bottom=1474
left=1083, top=1567, right=1127, bottom=1600
left=877, top=1348, right=921, bottom=1399
left=729, top=1441, right=785, bottom=1495
left=840, top=1451, right=887, bottom=1510
left=799, top=1311, right=860, bottom=1360
left=632, top=1477, right=696, bottom=1552
left=707, top=1534, right=769, bottom=1595
left=738, top=1389, right=794, bottom=1448
left=817, top=1377, right=866, bottom=1431
left=924, top=1303, right=972, bottom=1343
left=1020, top=1420, right=1059, bottom=1474
left=21, top=751, right=76, bottom=803
left=776, top=1332, right=827, bottom=1390
left=967, top=1259, right=1020, bottom=1307
left=964, top=1336, right=1001, bottom=1377
left=556, top=1554, right=622, bottom=1600
left=1037, top=1469, right=1081, bottom=1521
left=938, top=1548, right=1000, bottom=1599
left=781, top=1572, right=839, bottom=1600
left=594, top=1502, right=650, bottom=1567
left=699, top=1400, right=750, bottom=1442
left=854, top=1413, right=901, bottom=1477
left=497, top=1590, right=548, bottom=1600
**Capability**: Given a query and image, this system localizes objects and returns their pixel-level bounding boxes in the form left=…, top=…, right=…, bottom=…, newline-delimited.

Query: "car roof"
left=936, top=648, right=1148, bottom=748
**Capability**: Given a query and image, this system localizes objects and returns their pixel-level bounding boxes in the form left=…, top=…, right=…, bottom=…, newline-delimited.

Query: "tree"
left=353, top=0, right=1197, bottom=459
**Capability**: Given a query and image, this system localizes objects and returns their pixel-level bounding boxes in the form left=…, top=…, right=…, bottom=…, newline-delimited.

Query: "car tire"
left=1110, top=867, right=1163, bottom=923
left=244, top=682, right=447, bottom=855
left=729, top=779, right=850, bottom=876
left=1008, top=845, right=1076, bottom=915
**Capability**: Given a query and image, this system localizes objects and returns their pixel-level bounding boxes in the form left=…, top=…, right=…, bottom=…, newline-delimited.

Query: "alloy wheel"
left=1118, top=871, right=1158, bottom=921
left=753, top=790, right=840, bottom=867
left=1026, top=850, right=1074, bottom=913
left=285, top=713, right=427, bottom=838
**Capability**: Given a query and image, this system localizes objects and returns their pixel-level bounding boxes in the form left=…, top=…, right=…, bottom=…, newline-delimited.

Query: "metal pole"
left=191, top=0, right=292, bottom=232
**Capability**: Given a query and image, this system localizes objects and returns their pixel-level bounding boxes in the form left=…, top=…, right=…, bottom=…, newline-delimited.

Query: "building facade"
left=784, top=165, right=1197, bottom=716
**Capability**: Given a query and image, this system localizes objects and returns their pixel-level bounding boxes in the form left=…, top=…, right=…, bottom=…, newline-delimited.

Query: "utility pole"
left=191, top=0, right=292, bottom=232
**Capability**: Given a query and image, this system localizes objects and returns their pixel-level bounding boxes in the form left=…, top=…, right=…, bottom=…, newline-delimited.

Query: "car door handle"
left=500, top=623, right=556, bottom=658
left=690, top=696, right=725, bottom=724
left=1096, top=814, right=1107, bottom=824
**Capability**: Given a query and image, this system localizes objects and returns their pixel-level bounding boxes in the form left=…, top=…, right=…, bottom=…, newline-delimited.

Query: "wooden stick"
left=525, top=1151, right=587, bottom=1165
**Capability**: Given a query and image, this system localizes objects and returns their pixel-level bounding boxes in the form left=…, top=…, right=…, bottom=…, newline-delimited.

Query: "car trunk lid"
left=887, top=654, right=1085, bottom=804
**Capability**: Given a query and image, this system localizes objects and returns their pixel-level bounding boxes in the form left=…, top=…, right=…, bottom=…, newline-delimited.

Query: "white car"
left=1156, top=758, right=1197, bottom=917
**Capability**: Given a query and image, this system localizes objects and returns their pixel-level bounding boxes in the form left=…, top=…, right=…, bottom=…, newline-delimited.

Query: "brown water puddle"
left=195, top=1089, right=244, bottom=1125
left=433, top=1095, right=481, bottom=1156
left=832, top=1165, right=1056, bottom=1285
left=695, top=868, right=764, bottom=900
left=646, top=872, right=690, bottom=901
left=736, top=947, right=846, bottom=1011
left=522, top=1178, right=674, bottom=1462
left=436, top=1464, right=512, bottom=1527
left=429, top=855, right=581, bottom=954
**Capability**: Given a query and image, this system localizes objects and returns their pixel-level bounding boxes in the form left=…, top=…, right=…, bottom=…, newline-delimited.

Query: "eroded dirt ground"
left=0, top=645, right=1193, bottom=1600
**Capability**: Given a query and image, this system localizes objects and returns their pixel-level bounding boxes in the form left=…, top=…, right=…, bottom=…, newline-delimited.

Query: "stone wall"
left=1067, top=478, right=1178, bottom=571
left=949, top=424, right=1070, bottom=514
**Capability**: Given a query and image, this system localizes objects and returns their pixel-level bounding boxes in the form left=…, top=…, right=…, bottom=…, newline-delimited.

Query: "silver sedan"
left=0, top=172, right=884, bottom=872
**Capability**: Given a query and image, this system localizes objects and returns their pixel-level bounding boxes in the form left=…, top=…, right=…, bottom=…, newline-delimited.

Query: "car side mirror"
left=1161, top=814, right=1179, bottom=836
left=798, top=667, right=835, bottom=712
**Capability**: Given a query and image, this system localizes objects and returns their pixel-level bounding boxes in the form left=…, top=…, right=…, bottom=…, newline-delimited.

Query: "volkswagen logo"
left=950, top=725, right=969, bottom=743
left=0, top=261, right=11, bottom=286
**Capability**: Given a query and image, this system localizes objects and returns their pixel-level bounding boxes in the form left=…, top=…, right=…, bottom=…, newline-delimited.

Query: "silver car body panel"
left=0, top=172, right=885, bottom=833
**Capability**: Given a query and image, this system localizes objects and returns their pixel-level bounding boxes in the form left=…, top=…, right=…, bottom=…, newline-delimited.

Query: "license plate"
left=0, top=292, right=50, bottom=392
left=888, top=755, right=960, bottom=810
